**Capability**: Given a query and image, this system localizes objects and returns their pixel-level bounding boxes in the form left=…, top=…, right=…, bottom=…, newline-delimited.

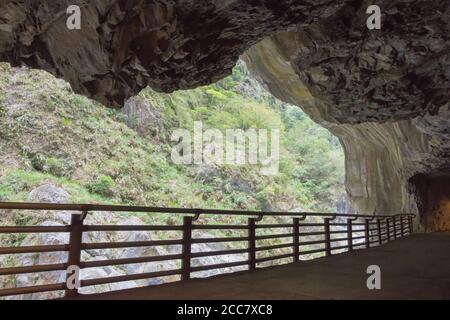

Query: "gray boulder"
left=28, top=184, right=69, bottom=203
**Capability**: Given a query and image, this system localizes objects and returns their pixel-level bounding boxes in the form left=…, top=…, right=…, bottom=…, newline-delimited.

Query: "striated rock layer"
left=0, top=0, right=345, bottom=107
left=243, top=0, right=450, bottom=231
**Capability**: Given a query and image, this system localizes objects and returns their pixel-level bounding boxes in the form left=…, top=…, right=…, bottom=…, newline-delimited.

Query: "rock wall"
left=242, top=1, right=450, bottom=230
left=0, top=0, right=345, bottom=107
left=410, top=175, right=450, bottom=231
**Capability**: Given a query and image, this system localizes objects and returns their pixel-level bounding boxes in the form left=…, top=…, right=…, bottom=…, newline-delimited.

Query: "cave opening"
left=0, top=61, right=346, bottom=214
left=410, top=174, right=450, bottom=232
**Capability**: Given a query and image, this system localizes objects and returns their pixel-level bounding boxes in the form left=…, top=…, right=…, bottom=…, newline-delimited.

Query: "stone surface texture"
left=0, top=0, right=344, bottom=107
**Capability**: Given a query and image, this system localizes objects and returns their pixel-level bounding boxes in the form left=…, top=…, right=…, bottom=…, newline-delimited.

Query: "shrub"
left=44, top=157, right=67, bottom=177
left=88, top=175, right=116, bottom=197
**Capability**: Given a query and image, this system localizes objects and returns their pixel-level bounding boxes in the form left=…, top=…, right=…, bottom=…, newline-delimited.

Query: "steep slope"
left=0, top=62, right=344, bottom=213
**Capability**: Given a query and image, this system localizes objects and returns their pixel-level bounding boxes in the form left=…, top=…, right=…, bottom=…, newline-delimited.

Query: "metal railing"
left=0, top=202, right=414, bottom=299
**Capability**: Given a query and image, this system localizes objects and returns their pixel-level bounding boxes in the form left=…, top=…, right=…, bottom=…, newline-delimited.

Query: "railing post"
left=408, top=215, right=413, bottom=235
left=248, top=218, right=256, bottom=270
left=364, top=219, right=370, bottom=248
left=293, top=218, right=299, bottom=262
left=65, top=213, right=84, bottom=297
left=392, top=216, right=397, bottom=240
left=386, top=218, right=391, bottom=242
left=347, top=218, right=353, bottom=251
left=324, top=218, right=331, bottom=257
left=400, top=216, right=405, bottom=237
left=181, top=216, right=193, bottom=281
left=377, top=218, right=382, bottom=245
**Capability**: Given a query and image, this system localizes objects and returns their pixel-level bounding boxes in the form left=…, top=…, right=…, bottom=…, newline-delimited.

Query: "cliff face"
left=243, top=1, right=449, bottom=230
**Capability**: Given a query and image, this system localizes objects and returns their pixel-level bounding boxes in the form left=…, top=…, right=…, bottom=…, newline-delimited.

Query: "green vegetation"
left=0, top=61, right=345, bottom=213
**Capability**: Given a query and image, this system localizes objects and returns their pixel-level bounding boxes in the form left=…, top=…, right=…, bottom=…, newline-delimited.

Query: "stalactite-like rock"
left=0, top=0, right=345, bottom=107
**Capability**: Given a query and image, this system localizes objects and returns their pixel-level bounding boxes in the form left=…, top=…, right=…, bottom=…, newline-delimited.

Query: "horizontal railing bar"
left=81, top=269, right=183, bottom=287
left=299, top=248, right=326, bottom=255
left=0, top=283, right=66, bottom=297
left=256, top=224, right=293, bottom=229
left=256, top=253, right=293, bottom=263
left=0, top=244, right=69, bottom=255
left=191, top=236, right=249, bottom=244
left=255, top=233, right=293, bottom=240
left=330, top=237, right=349, bottom=242
left=299, top=239, right=326, bottom=245
left=330, top=230, right=349, bottom=234
left=0, top=263, right=68, bottom=276
left=192, top=225, right=248, bottom=230
left=0, top=226, right=70, bottom=234
left=81, top=254, right=183, bottom=268
left=256, top=242, right=294, bottom=252
left=83, top=240, right=182, bottom=250
left=298, top=231, right=325, bottom=236
left=191, top=248, right=249, bottom=258
left=0, top=201, right=413, bottom=219
left=84, top=225, right=183, bottom=232
left=190, top=260, right=249, bottom=272
left=299, top=230, right=353, bottom=236
left=298, top=223, right=325, bottom=227
left=331, top=245, right=350, bottom=251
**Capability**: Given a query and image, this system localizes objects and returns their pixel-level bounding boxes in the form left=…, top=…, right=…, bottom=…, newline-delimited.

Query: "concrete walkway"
left=75, top=232, right=450, bottom=300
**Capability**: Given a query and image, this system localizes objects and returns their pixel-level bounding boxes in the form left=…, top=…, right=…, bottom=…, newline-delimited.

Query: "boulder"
left=28, top=184, right=69, bottom=204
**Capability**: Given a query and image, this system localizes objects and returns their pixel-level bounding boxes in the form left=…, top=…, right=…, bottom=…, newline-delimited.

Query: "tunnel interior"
left=410, top=173, right=450, bottom=232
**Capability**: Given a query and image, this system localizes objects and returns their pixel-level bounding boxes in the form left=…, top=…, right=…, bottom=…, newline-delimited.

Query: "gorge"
left=0, top=0, right=449, bottom=232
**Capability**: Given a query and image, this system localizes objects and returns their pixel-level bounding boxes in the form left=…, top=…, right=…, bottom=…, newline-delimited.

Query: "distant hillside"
left=0, top=61, right=344, bottom=213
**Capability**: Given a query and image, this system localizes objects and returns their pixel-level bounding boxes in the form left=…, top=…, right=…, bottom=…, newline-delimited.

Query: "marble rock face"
left=243, top=0, right=449, bottom=230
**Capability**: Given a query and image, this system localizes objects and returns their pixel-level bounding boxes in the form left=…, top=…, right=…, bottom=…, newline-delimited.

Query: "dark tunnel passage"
left=410, top=174, right=450, bottom=232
